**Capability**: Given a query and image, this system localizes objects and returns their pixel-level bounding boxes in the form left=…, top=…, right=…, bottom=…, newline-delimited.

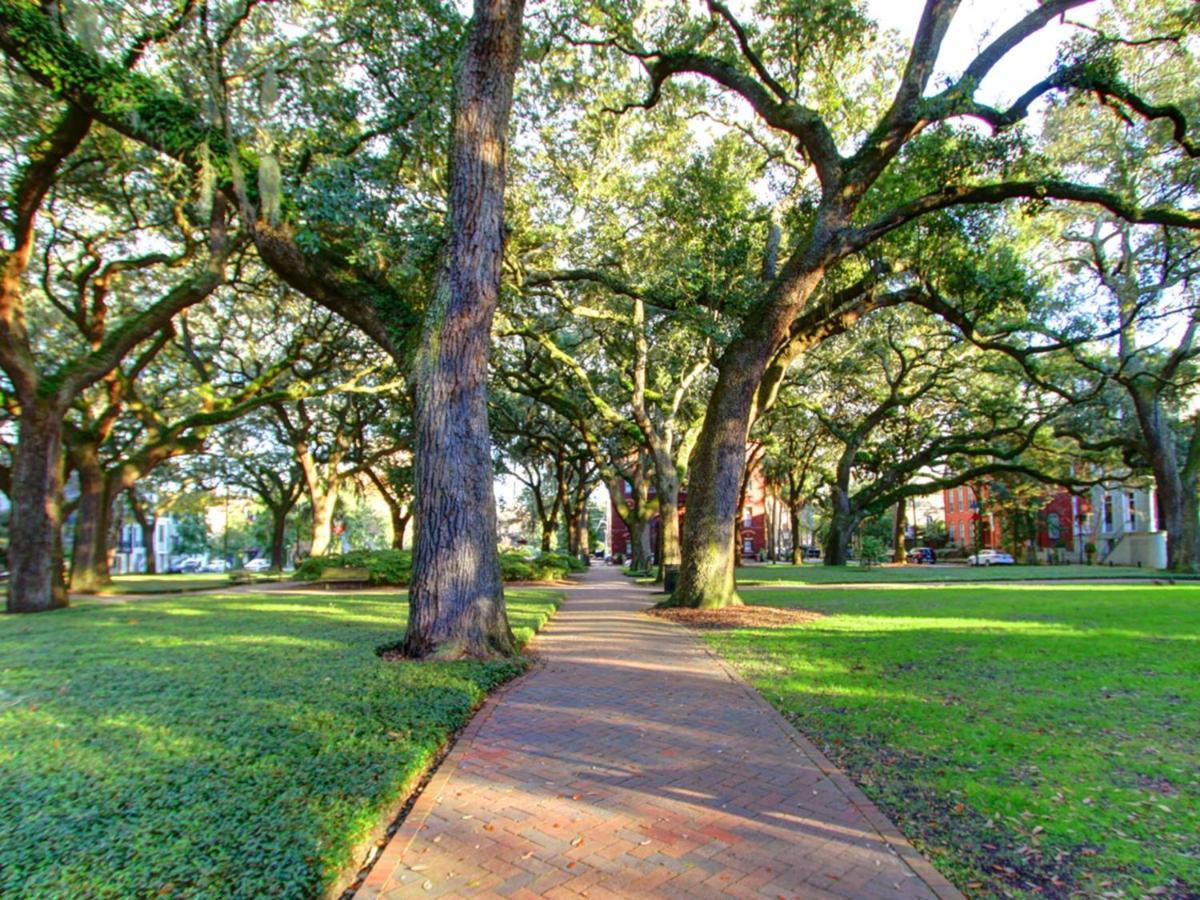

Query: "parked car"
left=968, top=549, right=1015, bottom=566
left=169, top=555, right=204, bottom=574
left=244, top=558, right=271, bottom=572
left=907, top=547, right=937, bottom=564
left=202, top=559, right=230, bottom=573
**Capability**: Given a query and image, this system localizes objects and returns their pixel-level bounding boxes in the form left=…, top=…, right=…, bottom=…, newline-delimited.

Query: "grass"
left=0, top=588, right=561, bottom=898
left=735, top=562, right=1177, bottom=586
left=95, top=574, right=236, bottom=594
left=701, top=583, right=1200, bottom=897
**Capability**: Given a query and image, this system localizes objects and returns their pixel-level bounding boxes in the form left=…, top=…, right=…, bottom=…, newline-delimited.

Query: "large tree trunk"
left=7, top=406, right=68, bottom=612
left=392, top=512, right=410, bottom=550
left=628, top=518, right=650, bottom=572
left=127, top=487, right=157, bottom=575
left=269, top=507, right=288, bottom=570
left=656, top=474, right=682, bottom=578
left=308, top=488, right=337, bottom=557
left=68, top=445, right=112, bottom=592
left=824, top=487, right=858, bottom=566
left=573, top=508, right=590, bottom=562
left=402, top=0, right=524, bottom=659
left=671, top=342, right=766, bottom=607
left=1131, top=388, right=1199, bottom=572
left=892, top=503, right=907, bottom=564
left=790, top=504, right=804, bottom=565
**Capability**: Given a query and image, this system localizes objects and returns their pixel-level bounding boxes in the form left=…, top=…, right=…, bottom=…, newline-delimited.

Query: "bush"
left=295, top=549, right=413, bottom=585
left=500, top=551, right=583, bottom=582
left=297, top=549, right=580, bottom=586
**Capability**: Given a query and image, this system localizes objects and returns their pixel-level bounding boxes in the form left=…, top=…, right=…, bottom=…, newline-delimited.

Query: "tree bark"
left=655, top=472, right=682, bottom=579
left=790, top=503, right=804, bottom=565
left=1130, top=387, right=1199, bottom=572
left=669, top=341, right=766, bottom=607
left=824, top=486, right=859, bottom=566
left=309, top=488, right=337, bottom=557
left=892, top=503, right=907, bottom=564
left=403, top=0, right=524, bottom=659
left=573, top=508, right=590, bottom=562
left=269, top=507, right=289, bottom=570
left=392, top=512, right=410, bottom=550
left=6, top=406, right=68, bottom=612
left=126, top=489, right=158, bottom=575
left=68, top=444, right=112, bottom=592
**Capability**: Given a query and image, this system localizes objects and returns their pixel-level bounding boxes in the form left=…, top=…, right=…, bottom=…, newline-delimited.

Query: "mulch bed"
left=647, top=605, right=824, bottom=630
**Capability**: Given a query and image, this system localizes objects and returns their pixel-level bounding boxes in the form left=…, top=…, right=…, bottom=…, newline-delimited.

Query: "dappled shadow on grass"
left=704, top=584, right=1200, bottom=897
left=0, top=588, right=560, bottom=898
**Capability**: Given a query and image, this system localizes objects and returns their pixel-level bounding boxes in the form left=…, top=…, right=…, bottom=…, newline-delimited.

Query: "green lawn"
left=704, top=584, right=1200, bottom=897
left=95, top=573, right=237, bottom=594
left=736, top=562, right=1177, bottom=585
left=0, top=588, right=561, bottom=898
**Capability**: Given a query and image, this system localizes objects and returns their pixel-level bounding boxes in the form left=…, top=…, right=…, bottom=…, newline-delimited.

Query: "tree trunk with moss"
left=824, top=486, right=860, bottom=567
left=670, top=338, right=771, bottom=607
left=7, top=406, right=68, bottom=612
left=402, top=0, right=524, bottom=659
left=790, top=504, right=804, bottom=564
left=67, top=443, right=113, bottom=592
left=1130, top=386, right=1199, bottom=572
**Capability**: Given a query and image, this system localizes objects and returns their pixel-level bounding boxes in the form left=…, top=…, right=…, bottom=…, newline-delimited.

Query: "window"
left=743, top=538, right=754, bottom=554
left=1126, top=492, right=1137, bottom=531
left=743, top=508, right=752, bottom=528
left=1046, top=513, right=1061, bottom=542
left=1102, top=493, right=1114, bottom=532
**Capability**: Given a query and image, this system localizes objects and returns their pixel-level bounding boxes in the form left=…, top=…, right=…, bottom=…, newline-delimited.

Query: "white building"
left=1087, top=484, right=1166, bottom=569
left=112, top=515, right=180, bottom=574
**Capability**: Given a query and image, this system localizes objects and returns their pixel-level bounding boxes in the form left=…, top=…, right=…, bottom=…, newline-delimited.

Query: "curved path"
left=360, top=566, right=960, bottom=899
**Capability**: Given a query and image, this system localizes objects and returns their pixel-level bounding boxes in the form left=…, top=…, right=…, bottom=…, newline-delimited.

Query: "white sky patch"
left=867, top=0, right=1100, bottom=107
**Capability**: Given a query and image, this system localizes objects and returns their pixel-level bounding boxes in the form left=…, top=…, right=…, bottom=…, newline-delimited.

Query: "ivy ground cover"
left=702, top=583, right=1199, bottom=897
left=0, top=589, right=560, bottom=897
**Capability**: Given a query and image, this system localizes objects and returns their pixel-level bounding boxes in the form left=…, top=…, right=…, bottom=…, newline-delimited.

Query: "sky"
left=867, top=0, right=1100, bottom=107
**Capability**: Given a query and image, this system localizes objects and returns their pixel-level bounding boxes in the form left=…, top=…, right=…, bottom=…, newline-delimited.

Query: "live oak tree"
left=61, top=284, right=337, bottom=591
left=401, top=0, right=527, bottom=658
left=0, top=76, right=235, bottom=610
left=270, top=343, right=404, bottom=559
left=218, top=418, right=305, bottom=571
left=564, top=0, right=1200, bottom=606
left=0, top=0, right=453, bottom=611
left=492, top=391, right=598, bottom=554
left=757, top=403, right=833, bottom=564
left=495, top=326, right=658, bottom=571
left=1032, top=3, right=1200, bottom=570
left=785, top=306, right=1084, bottom=565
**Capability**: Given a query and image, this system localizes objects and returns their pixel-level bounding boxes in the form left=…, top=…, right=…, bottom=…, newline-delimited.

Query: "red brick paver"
left=359, top=567, right=960, bottom=899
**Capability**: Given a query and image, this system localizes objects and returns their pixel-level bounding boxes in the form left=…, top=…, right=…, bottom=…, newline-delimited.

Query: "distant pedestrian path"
left=360, top=566, right=959, bottom=898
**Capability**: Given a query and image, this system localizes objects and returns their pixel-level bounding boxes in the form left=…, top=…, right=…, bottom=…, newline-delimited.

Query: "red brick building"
left=942, top=484, right=1090, bottom=551
left=608, top=464, right=769, bottom=561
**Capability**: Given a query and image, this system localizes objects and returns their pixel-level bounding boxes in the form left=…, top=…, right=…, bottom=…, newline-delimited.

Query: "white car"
left=969, top=549, right=1015, bottom=566
left=244, top=558, right=271, bottom=572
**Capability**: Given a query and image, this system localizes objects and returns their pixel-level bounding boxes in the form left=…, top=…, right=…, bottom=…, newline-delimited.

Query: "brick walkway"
left=359, top=567, right=960, bottom=899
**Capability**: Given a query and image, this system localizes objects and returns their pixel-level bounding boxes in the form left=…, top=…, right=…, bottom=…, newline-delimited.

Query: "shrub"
left=295, top=549, right=412, bottom=585
left=297, top=549, right=580, bottom=586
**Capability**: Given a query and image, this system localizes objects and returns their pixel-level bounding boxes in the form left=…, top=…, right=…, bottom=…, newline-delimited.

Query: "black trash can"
left=662, top=565, right=680, bottom=594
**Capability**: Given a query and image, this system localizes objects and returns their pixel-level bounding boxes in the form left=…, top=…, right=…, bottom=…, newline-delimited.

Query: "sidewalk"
left=359, top=566, right=960, bottom=899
